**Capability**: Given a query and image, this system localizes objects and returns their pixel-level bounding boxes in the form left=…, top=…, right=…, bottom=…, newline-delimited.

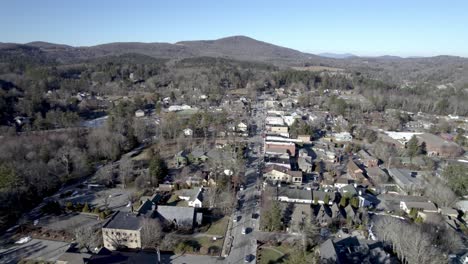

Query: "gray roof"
left=103, top=211, right=142, bottom=230
left=277, top=187, right=312, bottom=201
left=320, top=239, right=339, bottom=262
left=313, top=191, right=336, bottom=202
left=320, top=236, right=392, bottom=264
left=176, top=188, right=200, bottom=199
left=156, top=206, right=195, bottom=227
left=388, top=168, right=423, bottom=188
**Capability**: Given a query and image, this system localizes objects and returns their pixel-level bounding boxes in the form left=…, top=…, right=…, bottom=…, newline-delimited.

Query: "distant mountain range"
left=1, top=35, right=467, bottom=85
left=318, top=53, right=357, bottom=59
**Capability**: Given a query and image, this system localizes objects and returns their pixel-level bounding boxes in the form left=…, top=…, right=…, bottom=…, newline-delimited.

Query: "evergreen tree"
left=339, top=196, right=348, bottom=207
left=149, top=151, right=167, bottom=186
left=324, top=194, right=330, bottom=205
left=407, top=135, right=420, bottom=160
left=82, top=202, right=90, bottom=213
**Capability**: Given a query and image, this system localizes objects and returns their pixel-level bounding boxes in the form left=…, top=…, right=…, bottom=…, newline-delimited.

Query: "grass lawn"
left=205, top=216, right=229, bottom=237
left=258, top=247, right=284, bottom=264
left=166, top=194, right=180, bottom=205
left=195, top=236, right=223, bottom=248
left=257, top=244, right=296, bottom=264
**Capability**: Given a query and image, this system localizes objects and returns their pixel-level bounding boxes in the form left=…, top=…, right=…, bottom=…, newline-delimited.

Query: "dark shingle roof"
left=103, top=211, right=142, bottom=230
left=156, top=206, right=195, bottom=227
left=277, top=187, right=312, bottom=200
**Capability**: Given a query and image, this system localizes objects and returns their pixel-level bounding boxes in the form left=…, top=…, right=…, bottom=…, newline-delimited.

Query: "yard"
left=205, top=216, right=229, bottom=237
left=257, top=244, right=295, bottom=264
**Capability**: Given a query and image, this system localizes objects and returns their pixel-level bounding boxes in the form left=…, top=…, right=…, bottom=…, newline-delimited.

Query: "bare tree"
left=119, top=155, right=133, bottom=189
left=373, top=216, right=446, bottom=264
left=140, top=218, right=164, bottom=249
left=74, top=225, right=101, bottom=253
left=423, top=176, right=457, bottom=207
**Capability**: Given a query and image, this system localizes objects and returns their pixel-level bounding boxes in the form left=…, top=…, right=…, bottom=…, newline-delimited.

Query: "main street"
left=225, top=100, right=265, bottom=264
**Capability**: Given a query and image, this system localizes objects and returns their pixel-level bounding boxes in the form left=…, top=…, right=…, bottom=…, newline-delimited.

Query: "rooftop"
left=103, top=211, right=142, bottom=230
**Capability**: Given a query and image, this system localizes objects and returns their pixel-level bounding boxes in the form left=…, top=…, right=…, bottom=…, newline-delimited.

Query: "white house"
left=237, top=122, right=248, bottom=132
left=188, top=189, right=203, bottom=208
left=135, top=109, right=145, bottom=117
left=183, top=128, right=193, bottom=136
left=176, top=188, right=203, bottom=208
left=334, top=132, right=353, bottom=142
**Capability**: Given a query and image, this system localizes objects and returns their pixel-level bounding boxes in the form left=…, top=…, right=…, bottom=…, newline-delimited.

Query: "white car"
left=242, top=227, right=247, bottom=234
left=15, top=236, right=31, bottom=244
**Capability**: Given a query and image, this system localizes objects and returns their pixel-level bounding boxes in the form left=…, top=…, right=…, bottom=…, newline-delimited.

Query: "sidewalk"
left=221, top=215, right=234, bottom=257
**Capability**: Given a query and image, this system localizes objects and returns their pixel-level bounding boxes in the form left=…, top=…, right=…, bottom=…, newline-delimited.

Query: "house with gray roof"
left=388, top=168, right=425, bottom=195
left=314, top=204, right=332, bottom=225
left=277, top=187, right=313, bottom=204
left=102, top=211, right=144, bottom=250
left=320, top=236, right=394, bottom=264
left=175, top=187, right=203, bottom=207
left=344, top=205, right=361, bottom=225
left=156, top=205, right=200, bottom=229
left=313, top=191, right=336, bottom=205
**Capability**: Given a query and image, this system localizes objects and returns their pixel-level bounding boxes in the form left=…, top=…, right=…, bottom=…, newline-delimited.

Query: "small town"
left=0, top=1, right=467, bottom=264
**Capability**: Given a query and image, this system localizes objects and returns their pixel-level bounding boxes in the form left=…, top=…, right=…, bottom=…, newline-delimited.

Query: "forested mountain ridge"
left=2, top=35, right=468, bottom=86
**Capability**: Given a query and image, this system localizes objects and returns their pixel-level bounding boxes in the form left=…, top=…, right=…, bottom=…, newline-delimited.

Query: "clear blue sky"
left=2, top=0, right=468, bottom=57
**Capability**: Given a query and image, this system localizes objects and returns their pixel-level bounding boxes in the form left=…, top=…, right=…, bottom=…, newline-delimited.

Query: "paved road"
left=225, top=101, right=266, bottom=264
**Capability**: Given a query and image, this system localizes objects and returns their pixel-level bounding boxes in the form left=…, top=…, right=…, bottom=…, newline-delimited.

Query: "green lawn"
left=257, top=245, right=296, bottom=264
left=166, top=194, right=180, bottom=205
left=205, top=216, right=229, bottom=236
left=258, top=247, right=284, bottom=264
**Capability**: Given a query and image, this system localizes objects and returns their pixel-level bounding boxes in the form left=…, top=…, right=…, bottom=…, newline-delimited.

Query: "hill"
left=1, top=36, right=468, bottom=85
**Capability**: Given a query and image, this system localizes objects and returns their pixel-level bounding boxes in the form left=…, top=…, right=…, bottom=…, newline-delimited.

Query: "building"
left=268, top=125, right=289, bottom=135
left=400, top=201, right=438, bottom=214
left=183, top=128, right=193, bottom=136
left=416, top=133, right=464, bottom=158
left=87, top=248, right=159, bottom=264
left=156, top=205, right=200, bottom=229
left=264, top=164, right=303, bottom=184
left=102, top=212, right=143, bottom=250
left=313, top=191, right=336, bottom=205
left=358, top=149, right=378, bottom=168
left=264, top=141, right=296, bottom=156
left=388, top=168, right=425, bottom=194
left=347, top=160, right=364, bottom=180
left=320, top=236, right=393, bottom=264
left=277, top=187, right=313, bottom=204
left=334, top=132, right=353, bottom=142
left=365, top=167, right=388, bottom=184
left=175, top=187, right=203, bottom=208
left=297, top=135, right=311, bottom=143
left=135, top=109, right=145, bottom=117
left=298, top=156, right=313, bottom=173
left=237, top=121, right=248, bottom=132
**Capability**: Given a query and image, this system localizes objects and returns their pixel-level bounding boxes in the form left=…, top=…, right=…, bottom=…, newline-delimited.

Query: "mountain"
left=0, top=36, right=329, bottom=66
left=1, top=36, right=468, bottom=85
left=319, top=52, right=357, bottom=59
left=176, top=36, right=323, bottom=64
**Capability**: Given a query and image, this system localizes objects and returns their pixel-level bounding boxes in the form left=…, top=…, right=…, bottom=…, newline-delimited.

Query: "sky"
left=2, top=0, right=468, bottom=57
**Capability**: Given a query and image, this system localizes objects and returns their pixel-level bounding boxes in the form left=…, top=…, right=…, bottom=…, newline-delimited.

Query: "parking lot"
left=57, top=186, right=135, bottom=212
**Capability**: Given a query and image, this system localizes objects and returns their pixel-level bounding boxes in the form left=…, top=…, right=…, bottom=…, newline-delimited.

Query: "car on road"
left=233, top=215, right=240, bottom=222
left=15, top=236, right=31, bottom=244
left=242, top=227, right=246, bottom=234
left=239, top=184, right=245, bottom=191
